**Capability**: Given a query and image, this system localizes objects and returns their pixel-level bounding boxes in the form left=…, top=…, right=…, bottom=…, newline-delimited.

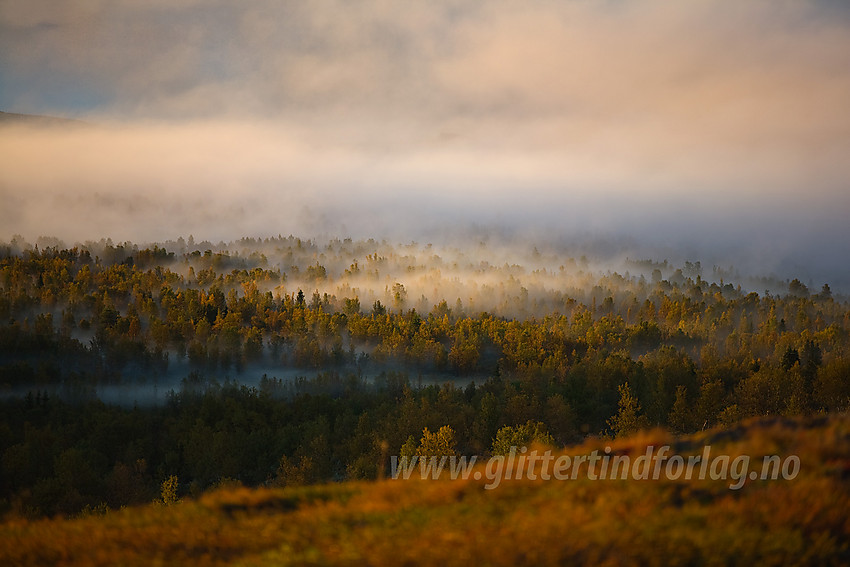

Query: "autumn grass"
left=2, top=414, right=849, bottom=566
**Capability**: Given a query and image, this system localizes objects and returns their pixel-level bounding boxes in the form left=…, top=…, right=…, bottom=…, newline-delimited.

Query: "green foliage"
left=305, top=263, right=327, bottom=281
left=607, top=383, right=649, bottom=438
left=417, top=426, right=458, bottom=457
left=491, top=421, right=555, bottom=456
left=1, top=237, right=849, bottom=518
left=695, top=377, right=725, bottom=430
left=399, top=435, right=418, bottom=459
left=667, top=385, right=693, bottom=434
left=401, top=426, right=458, bottom=458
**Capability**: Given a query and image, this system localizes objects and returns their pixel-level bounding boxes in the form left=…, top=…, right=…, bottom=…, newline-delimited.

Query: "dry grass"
left=2, top=414, right=849, bottom=566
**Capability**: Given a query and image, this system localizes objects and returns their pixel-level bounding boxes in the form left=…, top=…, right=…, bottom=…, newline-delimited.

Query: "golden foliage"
left=2, top=414, right=849, bottom=566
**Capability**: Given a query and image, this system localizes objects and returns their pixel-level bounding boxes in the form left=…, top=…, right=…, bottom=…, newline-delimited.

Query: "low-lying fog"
left=2, top=1, right=850, bottom=291
left=1, top=231, right=843, bottom=407
left=2, top=117, right=848, bottom=293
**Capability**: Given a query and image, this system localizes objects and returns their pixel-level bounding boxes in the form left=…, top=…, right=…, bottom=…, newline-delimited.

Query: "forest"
left=1, top=235, right=849, bottom=518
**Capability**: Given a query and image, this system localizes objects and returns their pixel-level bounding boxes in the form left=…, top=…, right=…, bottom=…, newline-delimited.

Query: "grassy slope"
left=2, top=414, right=849, bottom=566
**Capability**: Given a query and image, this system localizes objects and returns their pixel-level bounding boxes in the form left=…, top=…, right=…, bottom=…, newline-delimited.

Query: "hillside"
left=2, top=413, right=848, bottom=566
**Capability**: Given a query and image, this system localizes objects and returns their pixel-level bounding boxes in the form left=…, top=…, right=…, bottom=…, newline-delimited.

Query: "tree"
left=392, top=282, right=407, bottom=311
left=607, top=383, right=649, bottom=438
left=243, top=327, right=264, bottom=361
left=667, top=385, right=693, bottom=434
left=275, top=455, right=316, bottom=487
left=781, top=346, right=800, bottom=371
left=800, top=340, right=822, bottom=382
left=160, top=475, right=179, bottom=505
left=544, top=394, right=578, bottom=444
left=642, top=346, right=697, bottom=425
left=305, top=263, right=327, bottom=281
left=788, top=278, right=809, bottom=297
left=736, top=366, right=787, bottom=417
left=399, top=435, right=418, bottom=459
left=695, top=377, right=725, bottom=430
left=491, top=421, right=555, bottom=456
left=814, top=359, right=850, bottom=412
left=448, top=324, right=481, bottom=374
left=343, top=297, right=361, bottom=315
left=403, top=426, right=458, bottom=458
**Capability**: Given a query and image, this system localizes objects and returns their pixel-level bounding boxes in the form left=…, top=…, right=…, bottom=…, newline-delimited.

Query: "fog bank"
left=2, top=1, right=849, bottom=288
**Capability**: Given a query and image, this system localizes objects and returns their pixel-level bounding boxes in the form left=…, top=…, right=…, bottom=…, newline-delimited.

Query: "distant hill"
left=0, top=110, right=87, bottom=127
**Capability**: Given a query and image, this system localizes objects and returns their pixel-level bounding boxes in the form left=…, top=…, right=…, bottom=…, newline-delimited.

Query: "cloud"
left=1, top=1, right=849, bottom=286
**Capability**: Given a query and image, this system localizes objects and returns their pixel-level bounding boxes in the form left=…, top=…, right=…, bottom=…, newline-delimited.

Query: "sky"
left=1, top=0, right=849, bottom=288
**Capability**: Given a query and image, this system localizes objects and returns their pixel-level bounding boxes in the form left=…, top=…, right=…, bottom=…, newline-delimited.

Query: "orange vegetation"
left=2, top=413, right=848, bottom=566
